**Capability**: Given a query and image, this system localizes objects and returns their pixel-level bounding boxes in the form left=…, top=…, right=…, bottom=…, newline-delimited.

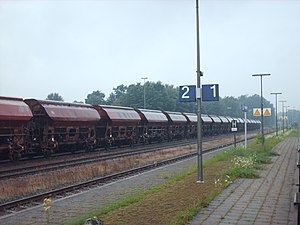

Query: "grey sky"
left=1, top=0, right=299, bottom=111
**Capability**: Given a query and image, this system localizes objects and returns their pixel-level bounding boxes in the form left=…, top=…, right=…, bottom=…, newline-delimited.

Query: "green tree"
left=106, top=84, right=128, bottom=105
left=103, top=82, right=279, bottom=128
left=85, top=90, right=106, bottom=105
left=107, top=81, right=196, bottom=112
left=122, top=83, right=144, bottom=108
left=46, top=93, right=64, bottom=101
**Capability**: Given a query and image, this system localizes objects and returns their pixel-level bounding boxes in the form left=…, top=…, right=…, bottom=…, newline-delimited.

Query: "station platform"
left=188, top=136, right=299, bottom=225
left=0, top=136, right=298, bottom=225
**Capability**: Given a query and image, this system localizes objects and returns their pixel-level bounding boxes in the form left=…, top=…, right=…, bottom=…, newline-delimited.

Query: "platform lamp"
left=279, top=100, right=287, bottom=133
left=252, top=73, right=271, bottom=146
left=141, top=77, right=148, bottom=109
left=291, top=106, right=295, bottom=128
left=284, top=105, right=290, bottom=130
left=270, top=92, right=282, bottom=136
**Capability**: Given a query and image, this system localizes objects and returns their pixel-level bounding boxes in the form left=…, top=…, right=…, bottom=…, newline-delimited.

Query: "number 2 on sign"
left=181, top=86, right=190, bottom=99
left=210, top=85, right=216, bottom=98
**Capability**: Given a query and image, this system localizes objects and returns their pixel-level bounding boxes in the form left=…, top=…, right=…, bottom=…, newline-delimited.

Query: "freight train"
left=0, top=96, right=261, bottom=161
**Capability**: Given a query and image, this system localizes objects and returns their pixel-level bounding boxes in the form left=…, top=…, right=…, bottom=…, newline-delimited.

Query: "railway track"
left=0, top=133, right=245, bottom=180
left=0, top=132, right=260, bottom=216
left=0, top=139, right=194, bottom=180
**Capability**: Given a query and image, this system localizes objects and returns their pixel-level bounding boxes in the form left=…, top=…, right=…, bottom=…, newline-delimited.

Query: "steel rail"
left=0, top=133, right=242, bottom=180
left=0, top=133, right=260, bottom=215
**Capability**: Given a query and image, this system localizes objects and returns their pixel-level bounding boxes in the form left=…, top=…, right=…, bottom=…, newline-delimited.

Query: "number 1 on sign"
left=210, top=85, right=216, bottom=98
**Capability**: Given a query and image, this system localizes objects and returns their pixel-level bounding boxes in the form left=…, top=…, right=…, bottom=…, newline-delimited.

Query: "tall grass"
left=222, top=134, right=282, bottom=180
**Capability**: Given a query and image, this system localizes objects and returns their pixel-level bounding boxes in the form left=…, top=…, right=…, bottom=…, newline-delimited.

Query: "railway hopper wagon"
left=209, top=115, right=223, bottom=135
left=236, top=118, right=244, bottom=132
left=163, top=111, right=188, bottom=141
left=225, top=116, right=234, bottom=133
left=182, top=112, right=197, bottom=139
left=201, top=114, right=213, bottom=136
left=248, top=119, right=258, bottom=130
left=93, top=105, right=141, bottom=148
left=134, top=108, right=169, bottom=144
left=24, top=99, right=100, bottom=156
left=218, top=116, right=230, bottom=134
left=0, top=96, right=33, bottom=160
left=0, top=95, right=262, bottom=161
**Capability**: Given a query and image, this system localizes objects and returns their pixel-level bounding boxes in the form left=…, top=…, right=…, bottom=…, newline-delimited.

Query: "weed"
left=43, top=197, right=52, bottom=224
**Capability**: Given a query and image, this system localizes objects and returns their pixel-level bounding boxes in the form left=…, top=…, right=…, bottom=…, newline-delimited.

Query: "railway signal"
left=231, top=119, right=238, bottom=148
left=242, top=105, right=248, bottom=150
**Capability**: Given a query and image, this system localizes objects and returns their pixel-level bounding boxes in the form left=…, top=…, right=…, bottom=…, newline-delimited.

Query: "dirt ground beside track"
left=101, top=160, right=231, bottom=225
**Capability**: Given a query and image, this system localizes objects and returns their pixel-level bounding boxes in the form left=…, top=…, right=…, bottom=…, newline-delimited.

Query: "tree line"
left=46, top=81, right=300, bottom=128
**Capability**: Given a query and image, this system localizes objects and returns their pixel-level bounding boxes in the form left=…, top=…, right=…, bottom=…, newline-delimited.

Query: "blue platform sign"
left=179, top=85, right=196, bottom=102
left=202, top=84, right=219, bottom=101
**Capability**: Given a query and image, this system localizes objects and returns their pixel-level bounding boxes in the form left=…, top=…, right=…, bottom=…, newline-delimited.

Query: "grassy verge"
left=68, top=132, right=286, bottom=225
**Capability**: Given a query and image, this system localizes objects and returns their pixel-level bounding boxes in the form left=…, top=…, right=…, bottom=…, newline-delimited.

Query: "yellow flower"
left=44, top=206, right=51, bottom=212
left=43, top=198, right=52, bottom=212
left=43, top=198, right=52, bottom=205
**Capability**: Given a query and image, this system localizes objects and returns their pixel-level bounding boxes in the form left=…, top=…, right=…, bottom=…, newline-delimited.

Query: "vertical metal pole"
left=298, top=148, right=300, bottom=225
left=271, top=93, right=281, bottom=136
left=292, top=107, right=294, bottom=129
left=282, top=102, right=285, bottom=133
left=144, top=84, right=146, bottom=109
left=244, top=111, right=247, bottom=149
left=141, top=77, right=148, bottom=109
left=275, top=94, right=278, bottom=136
left=196, top=0, right=203, bottom=183
left=252, top=74, right=270, bottom=146
left=260, top=75, right=264, bottom=146
left=234, top=133, right=236, bottom=148
left=285, top=107, right=289, bottom=130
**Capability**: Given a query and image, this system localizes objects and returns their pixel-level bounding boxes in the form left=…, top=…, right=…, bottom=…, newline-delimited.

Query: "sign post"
left=179, top=0, right=219, bottom=184
left=195, top=0, right=203, bottom=184
left=242, top=106, right=248, bottom=150
left=231, top=119, right=238, bottom=148
left=179, top=82, right=219, bottom=183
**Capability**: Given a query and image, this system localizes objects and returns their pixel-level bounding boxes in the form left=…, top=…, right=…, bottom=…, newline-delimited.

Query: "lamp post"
left=196, top=0, right=203, bottom=183
left=292, top=106, right=295, bottom=128
left=284, top=105, right=290, bottom=130
left=279, top=100, right=287, bottom=133
left=141, top=77, right=148, bottom=109
left=270, top=92, right=282, bottom=136
left=252, top=73, right=270, bottom=146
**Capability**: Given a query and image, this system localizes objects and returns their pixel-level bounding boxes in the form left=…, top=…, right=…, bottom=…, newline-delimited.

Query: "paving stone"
left=189, top=137, right=298, bottom=225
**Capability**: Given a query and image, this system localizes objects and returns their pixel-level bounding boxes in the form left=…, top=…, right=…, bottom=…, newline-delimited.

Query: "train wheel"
left=9, top=152, right=20, bottom=162
left=130, top=139, right=134, bottom=148
left=8, top=145, right=21, bottom=161
left=43, top=149, right=52, bottom=158
left=85, top=144, right=94, bottom=152
left=104, top=141, right=111, bottom=151
left=85, top=146, right=91, bottom=153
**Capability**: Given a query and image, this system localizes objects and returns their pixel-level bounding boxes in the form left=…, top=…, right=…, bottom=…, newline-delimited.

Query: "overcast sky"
left=1, top=0, right=299, bottom=112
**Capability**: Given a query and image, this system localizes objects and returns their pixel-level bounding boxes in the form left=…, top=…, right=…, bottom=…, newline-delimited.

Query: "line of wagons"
left=0, top=96, right=261, bottom=161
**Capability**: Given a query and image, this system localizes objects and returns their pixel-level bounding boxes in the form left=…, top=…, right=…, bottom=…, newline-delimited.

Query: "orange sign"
left=253, top=108, right=271, bottom=116
left=253, top=108, right=261, bottom=116
left=264, top=108, right=271, bottom=116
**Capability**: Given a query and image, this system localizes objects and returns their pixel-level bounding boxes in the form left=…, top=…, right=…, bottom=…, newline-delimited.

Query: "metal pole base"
left=196, top=180, right=205, bottom=184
